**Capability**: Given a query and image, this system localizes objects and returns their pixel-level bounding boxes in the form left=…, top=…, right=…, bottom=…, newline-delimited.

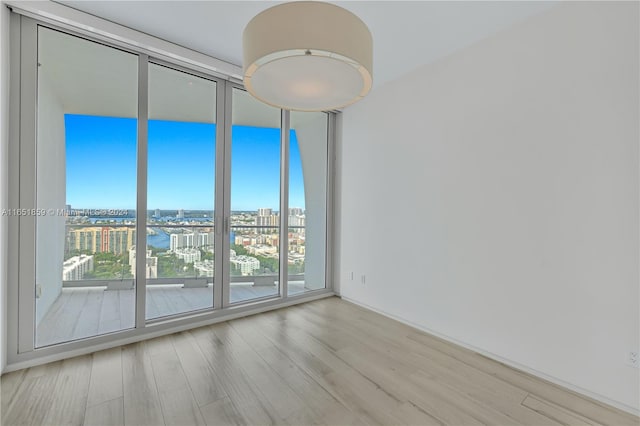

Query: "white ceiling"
left=58, top=1, right=557, bottom=88
left=39, top=25, right=278, bottom=124
left=39, top=25, right=139, bottom=117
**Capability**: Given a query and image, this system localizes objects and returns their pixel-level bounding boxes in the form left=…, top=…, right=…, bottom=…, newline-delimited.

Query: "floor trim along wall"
left=340, top=295, right=639, bottom=417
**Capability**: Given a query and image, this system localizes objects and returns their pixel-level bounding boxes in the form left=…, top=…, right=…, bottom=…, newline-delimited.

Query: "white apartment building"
left=174, top=248, right=201, bottom=264
left=256, top=207, right=279, bottom=233
left=194, top=260, right=214, bottom=277
left=288, top=214, right=305, bottom=227
left=62, top=255, right=94, bottom=281
left=170, top=231, right=213, bottom=251
left=230, top=255, right=260, bottom=276
left=129, top=247, right=158, bottom=279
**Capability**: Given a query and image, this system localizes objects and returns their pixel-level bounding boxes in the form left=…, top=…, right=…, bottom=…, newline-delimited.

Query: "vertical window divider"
left=221, top=82, right=234, bottom=308
left=135, top=54, right=149, bottom=328
left=280, top=109, right=290, bottom=298
left=17, top=16, right=38, bottom=354
left=326, top=113, right=337, bottom=295
left=213, top=80, right=227, bottom=310
left=7, top=12, right=23, bottom=361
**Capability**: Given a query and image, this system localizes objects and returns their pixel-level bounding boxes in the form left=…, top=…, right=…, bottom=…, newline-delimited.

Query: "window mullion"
left=280, top=110, right=290, bottom=298
left=17, top=16, right=38, bottom=354
left=135, top=54, right=149, bottom=328
left=213, top=80, right=227, bottom=310
left=220, top=82, right=234, bottom=308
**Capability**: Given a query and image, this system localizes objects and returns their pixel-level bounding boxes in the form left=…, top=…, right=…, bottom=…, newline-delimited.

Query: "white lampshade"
left=243, top=1, right=373, bottom=111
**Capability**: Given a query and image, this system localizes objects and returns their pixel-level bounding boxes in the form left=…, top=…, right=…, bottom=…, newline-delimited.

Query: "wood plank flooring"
left=3, top=297, right=638, bottom=426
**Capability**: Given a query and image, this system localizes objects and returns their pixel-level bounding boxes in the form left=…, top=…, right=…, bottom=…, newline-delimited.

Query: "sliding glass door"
left=11, top=15, right=332, bottom=364
left=146, top=63, right=217, bottom=319
left=228, top=88, right=282, bottom=304
left=35, top=27, right=139, bottom=347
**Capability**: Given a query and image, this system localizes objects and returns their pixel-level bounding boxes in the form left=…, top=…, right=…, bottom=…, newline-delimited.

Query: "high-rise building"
left=170, top=230, right=212, bottom=251
left=67, top=227, right=135, bottom=255
left=197, top=231, right=214, bottom=248
left=196, top=233, right=206, bottom=248
left=183, top=232, right=194, bottom=248
left=289, top=214, right=305, bottom=227
left=129, top=246, right=158, bottom=279
left=256, top=214, right=278, bottom=227
left=256, top=207, right=279, bottom=233
left=62, top=255, right=94, bottom=281
left=288, top=207, right=303, bottom=216
left=154, top=208, right=161, bottom=218
left=177, top=209, right=185, bottom=219
left=170, top=233, right=182, bottom=251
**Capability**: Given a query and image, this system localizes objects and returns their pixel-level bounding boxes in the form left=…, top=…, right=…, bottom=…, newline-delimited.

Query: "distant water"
left=80, top=222, right=232, bottom=250
left=147, top=228, right=170, bottom=249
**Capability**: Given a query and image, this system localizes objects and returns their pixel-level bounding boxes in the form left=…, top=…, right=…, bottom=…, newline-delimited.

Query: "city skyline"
left=65, top=114, right=306, bottom=211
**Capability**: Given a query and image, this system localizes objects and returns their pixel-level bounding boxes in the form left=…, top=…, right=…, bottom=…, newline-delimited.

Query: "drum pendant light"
left=243, top=1, right=373, bottom=111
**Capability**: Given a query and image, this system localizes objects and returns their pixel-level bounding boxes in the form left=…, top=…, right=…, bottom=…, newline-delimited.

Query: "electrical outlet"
left=628, top=351, right=639, bottom=368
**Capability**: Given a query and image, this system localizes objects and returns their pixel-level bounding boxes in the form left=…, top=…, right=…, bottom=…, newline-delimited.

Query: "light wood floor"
left=3, top=297, right=638, bottom=426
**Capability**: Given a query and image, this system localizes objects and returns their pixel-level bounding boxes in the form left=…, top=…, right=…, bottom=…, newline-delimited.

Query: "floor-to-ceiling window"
left=229, top=88, right=282, bottom=304
left=8, top=14, right=333, bottom=365
left=146, top=63, right=217, bottom=320
left=35, top=27, right=139, bottom=347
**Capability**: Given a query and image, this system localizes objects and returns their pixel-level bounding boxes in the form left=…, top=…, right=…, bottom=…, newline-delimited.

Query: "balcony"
left=37, top=221, right=323, bottom=347
left=35, top=277, right=309, bottom=348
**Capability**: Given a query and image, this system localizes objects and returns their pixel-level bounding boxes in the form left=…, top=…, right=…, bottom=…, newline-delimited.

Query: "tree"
left=232, top=244, right=248, bottom=256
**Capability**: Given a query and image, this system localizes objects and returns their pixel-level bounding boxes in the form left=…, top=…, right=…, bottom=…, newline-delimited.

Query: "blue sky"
left=65, top=114, right=305, bottom=211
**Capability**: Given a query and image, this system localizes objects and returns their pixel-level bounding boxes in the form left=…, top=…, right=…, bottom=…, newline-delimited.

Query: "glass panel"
left=146, top=64, right=216, bottom=320
left=288, top=112, right=328, bottom=295
left=35, top=27, right=138, bottom=347
left=230, top=89, right=281, bottom=304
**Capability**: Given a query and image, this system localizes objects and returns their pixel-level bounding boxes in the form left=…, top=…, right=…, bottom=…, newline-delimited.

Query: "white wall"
left=35, top=72, right=66, bottom=326
left=339, top=2, right=639, bottom=412
left=292, top=112, right=328, bottom=290
left=0, top=2, right=11, bottom=373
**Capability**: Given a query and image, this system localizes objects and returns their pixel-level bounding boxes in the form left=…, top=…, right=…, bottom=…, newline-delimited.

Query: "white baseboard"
left=341, top=295, right=640, bottom=417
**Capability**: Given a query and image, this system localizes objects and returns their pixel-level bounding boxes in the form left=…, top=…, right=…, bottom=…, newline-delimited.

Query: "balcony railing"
left=62, top=274, right=306, bottom=288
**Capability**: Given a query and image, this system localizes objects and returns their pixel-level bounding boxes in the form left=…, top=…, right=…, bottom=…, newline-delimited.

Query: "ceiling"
left=58, top=1, right=557, bottom=88
left=39, top=25, right=306, bottom=125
